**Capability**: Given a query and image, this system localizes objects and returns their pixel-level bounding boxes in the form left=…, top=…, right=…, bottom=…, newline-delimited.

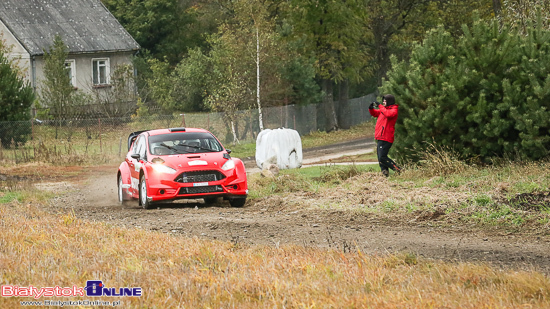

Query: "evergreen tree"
left=381, top=18, right=550, bottom=162
left=40, top=35, right=74, bottom=119
left=0, top=40, right=35, bottom=147
left=40, top=35, right=93, bottom=140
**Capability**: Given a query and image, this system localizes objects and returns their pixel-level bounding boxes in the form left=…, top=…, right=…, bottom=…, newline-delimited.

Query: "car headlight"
left=152, top=164, right=177, bottom=174
left=151, top=158, right=177, bottom=174
left=221, top=159, right=235, bottom=171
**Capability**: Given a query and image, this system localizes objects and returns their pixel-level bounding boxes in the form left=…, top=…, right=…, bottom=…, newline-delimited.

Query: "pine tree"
left=40, top=35, right=74, bottom=119
left=381, top=17, right=550, bottom=162
left=0, top=40, right=35, bottom=148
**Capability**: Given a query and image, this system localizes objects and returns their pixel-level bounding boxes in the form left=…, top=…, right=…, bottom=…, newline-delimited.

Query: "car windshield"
left=148, top=132, right=224, bottom=155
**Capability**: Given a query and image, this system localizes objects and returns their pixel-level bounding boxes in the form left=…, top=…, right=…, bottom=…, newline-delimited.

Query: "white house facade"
left=0, top=0, right=140, bottom=108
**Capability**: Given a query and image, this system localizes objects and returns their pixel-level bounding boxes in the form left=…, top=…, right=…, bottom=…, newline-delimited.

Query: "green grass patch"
left=301, top=122, right=374, bottom=149
left=0, top=192, right=23, bottom=204
left=227, top=142, right=257, bottom=159
left=248, top=164, right=377, bottom=198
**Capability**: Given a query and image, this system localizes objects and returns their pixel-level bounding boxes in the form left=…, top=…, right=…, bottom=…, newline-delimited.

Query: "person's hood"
left=384, top=94, right=395, bottom=106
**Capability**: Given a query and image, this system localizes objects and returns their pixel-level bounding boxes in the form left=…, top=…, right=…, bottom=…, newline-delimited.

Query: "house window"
left=92, top=58, right=110, bottom=85
left=65, top=60, right=76, bottom=87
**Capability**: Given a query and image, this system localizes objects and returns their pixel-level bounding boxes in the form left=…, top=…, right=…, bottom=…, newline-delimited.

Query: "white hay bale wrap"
left=255, top=128, right=303, bottom=170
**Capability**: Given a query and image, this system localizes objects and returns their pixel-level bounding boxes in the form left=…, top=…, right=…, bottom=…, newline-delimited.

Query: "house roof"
left=0, top=0, right=140, bottom=56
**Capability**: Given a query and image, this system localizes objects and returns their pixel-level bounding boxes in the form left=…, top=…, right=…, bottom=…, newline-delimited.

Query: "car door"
left=128, top=135, right=145, bottom=196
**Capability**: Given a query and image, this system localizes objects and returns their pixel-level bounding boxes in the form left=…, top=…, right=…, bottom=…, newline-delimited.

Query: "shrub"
left=0, top=39, right=35, bottom=147
left=381, top=17, right=550, bottom=162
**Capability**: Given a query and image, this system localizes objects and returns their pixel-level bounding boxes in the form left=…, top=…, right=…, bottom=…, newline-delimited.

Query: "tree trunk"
left=322, top=79, right=338, bottom=132
left=256, top=26, right=264, bottom=131
left=231, top=120, right=240, bottom=145
left=337, top=79, right=351, bottom=129
left=374, top=30, right=390, bottom=87
left=492, top=0, right=502, bottom=17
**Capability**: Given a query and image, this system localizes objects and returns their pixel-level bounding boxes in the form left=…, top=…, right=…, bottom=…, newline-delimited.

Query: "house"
left=0, top=0, right=140, bottom=112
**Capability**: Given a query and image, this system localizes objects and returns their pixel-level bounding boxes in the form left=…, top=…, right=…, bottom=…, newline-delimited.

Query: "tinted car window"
left=133, top=136, right=143, bottom=155
left=149, top=132, right=223, bottom=155
left=138, top=136, right=147, bottom=159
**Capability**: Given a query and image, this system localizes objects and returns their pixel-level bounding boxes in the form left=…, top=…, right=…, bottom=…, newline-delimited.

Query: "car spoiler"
left=127, top=130, right=148, bottom=151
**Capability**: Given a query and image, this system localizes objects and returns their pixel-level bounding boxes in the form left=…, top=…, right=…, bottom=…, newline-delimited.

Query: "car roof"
left=146, top=128, right=210, bottom=136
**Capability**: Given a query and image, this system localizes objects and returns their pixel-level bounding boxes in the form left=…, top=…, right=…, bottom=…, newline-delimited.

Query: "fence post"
left=249, top=117, right=252, bottom=139
left=361, top=101, right=364, bottom=123
left=99, top=118, right=102, bottom=153
left=207, top=113, right=210, bottom=130
left=31, top=118, right=34, bottom=141
left=280, top=105, right=283, bottom=128
left=119, top=137, right=122, bottom=157
left=180, top=113, right=186, bottom=127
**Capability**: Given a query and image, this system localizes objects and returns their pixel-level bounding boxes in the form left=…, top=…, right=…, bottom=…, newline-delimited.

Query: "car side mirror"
left=226, top=149, right=232, bottom=154
left=131, top=153, right=140, bottom=160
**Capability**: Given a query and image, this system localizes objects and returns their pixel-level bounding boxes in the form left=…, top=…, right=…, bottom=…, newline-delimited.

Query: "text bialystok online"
left=2, top=280, right=142, bottom=299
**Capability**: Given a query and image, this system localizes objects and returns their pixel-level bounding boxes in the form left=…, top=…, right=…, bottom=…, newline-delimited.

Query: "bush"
left=381, top=17, right=550, bottom=162
left=0, top=41, right=35, bottom=147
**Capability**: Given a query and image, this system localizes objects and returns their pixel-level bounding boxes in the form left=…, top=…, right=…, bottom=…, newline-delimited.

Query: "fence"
left=0, top=94, right=375, bottom=164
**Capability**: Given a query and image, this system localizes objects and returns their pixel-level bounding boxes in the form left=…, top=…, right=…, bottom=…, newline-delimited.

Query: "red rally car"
left=117, top=127, right=248, bottom=209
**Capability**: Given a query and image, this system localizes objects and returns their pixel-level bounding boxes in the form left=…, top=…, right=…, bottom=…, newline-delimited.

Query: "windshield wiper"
left=159, top=143, right=190, bottom=154
left=186, top=144, right=216, bottom=152
left=159, top=143, right=177, bottom=151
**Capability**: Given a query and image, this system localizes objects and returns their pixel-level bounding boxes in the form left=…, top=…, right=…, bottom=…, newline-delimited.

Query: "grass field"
left=0, top=200, right=549, bottom=308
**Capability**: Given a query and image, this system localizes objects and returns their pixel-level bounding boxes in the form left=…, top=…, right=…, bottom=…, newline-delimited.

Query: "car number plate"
left=193, top=182, right=209, bottom=187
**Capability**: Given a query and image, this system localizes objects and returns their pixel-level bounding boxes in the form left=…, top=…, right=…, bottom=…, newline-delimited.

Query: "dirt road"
left=43, top=138, right=550, bottom=275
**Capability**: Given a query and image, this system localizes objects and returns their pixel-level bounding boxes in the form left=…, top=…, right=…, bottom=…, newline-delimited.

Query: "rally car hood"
left=153, top=152, right=231, bottom=170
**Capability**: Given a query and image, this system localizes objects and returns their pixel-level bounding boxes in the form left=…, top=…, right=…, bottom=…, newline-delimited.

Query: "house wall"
left=33, top=50, right=136, bottom=103
left=0, top=20, right=33, bottom=85
left=4, top=20, right=136, bottom=103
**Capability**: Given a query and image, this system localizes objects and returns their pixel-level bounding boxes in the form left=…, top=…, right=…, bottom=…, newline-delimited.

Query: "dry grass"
left=302, top=122, right=375, bottom=149
left=248, top=149, right=550, bottom=231
left=0, top=201, right=549, bottom=308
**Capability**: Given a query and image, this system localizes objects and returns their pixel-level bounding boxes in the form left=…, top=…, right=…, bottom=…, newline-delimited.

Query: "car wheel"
left=118, top=175, right=127, bottom=205
left=229, top=197, right=246, bottom=208
left=203, top=197, right=218, bottom=205
left=140, top=174, right=152, bottom=209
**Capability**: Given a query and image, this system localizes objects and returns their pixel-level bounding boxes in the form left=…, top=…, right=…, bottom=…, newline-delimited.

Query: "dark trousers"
left=377, top=140, right=400, bottom=172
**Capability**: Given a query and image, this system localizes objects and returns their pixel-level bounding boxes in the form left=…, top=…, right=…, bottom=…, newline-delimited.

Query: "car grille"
left=178, top=185, right=223, bottom=195
left=174, top=170, right=225, bottom=183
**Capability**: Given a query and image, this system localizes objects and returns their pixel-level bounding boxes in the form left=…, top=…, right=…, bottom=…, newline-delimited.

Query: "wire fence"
left=0, top=94, right=375, bottom=164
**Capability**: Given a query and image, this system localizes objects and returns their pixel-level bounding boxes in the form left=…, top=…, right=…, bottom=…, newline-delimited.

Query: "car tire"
left=203, top=197, right=218, bottom=205
left=229, top=197, right=246, bottom=208
left=117, top=175, right=129, bottom=206
left=140, top=174, right=152, bottom=209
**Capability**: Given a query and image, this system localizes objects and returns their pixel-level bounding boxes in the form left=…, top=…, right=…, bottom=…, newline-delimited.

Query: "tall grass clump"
left=404, top=143, right=473, bottom=178
left=316, top=164, right=364, bottom=184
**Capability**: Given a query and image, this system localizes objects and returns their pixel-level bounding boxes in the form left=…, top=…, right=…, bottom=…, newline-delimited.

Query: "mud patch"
left=507, top=191, right=550, bottom=211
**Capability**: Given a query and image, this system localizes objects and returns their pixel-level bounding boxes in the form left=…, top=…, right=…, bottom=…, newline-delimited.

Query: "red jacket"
left=369, top=104, right=399, bottom=143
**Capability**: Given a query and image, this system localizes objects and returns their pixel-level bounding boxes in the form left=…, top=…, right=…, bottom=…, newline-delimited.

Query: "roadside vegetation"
left=249, top=148, right=550, bottom=233
left=1, top=198, right=549, bottom=308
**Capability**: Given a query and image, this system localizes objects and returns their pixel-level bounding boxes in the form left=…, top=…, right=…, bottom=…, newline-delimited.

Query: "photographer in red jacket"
left=369, top=94, right=402, bottom=177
